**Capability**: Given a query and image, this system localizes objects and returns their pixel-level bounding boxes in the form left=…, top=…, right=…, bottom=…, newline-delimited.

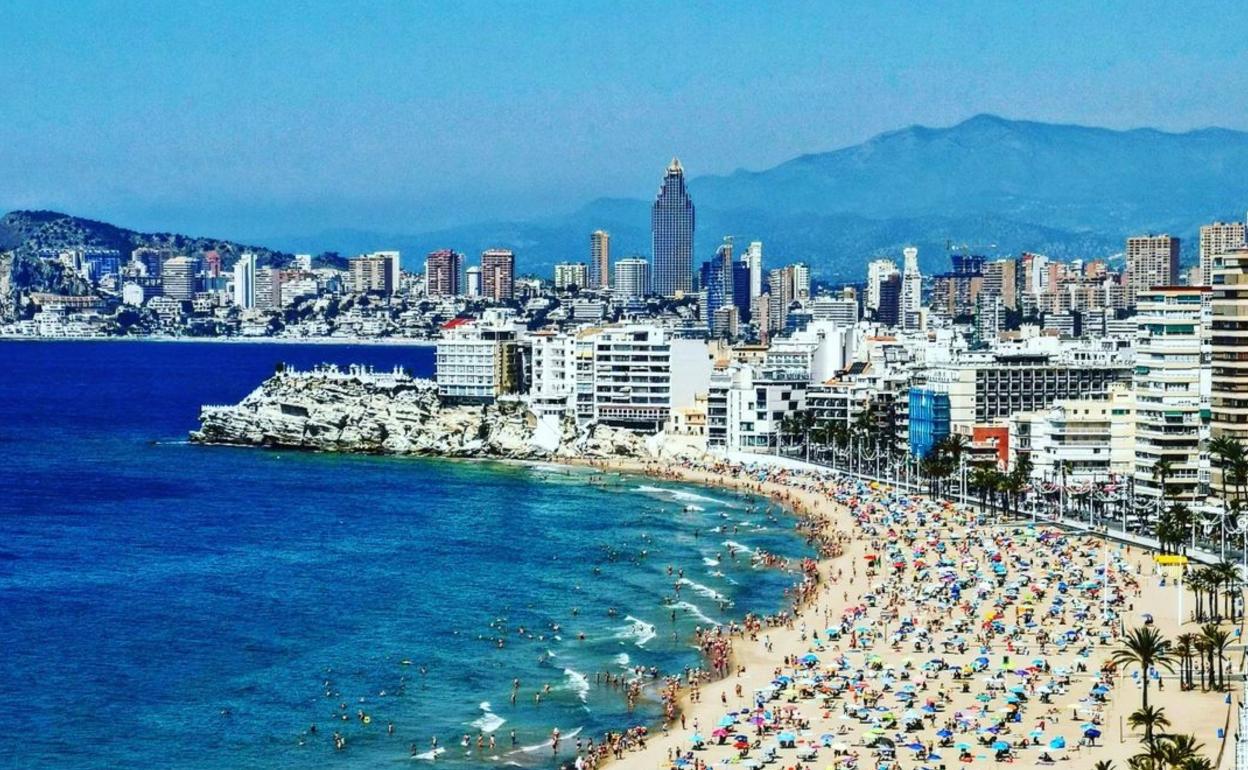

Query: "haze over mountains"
left=8, top=115, right=1248, bottom=285
left=269, top=114, right=1248, bottom=281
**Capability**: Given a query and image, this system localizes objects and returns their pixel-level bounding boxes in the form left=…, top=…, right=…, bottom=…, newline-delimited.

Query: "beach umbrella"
left=906, top=742, right=924, bottom=751
left=936, top=728, right=953, bottom=738
left=955, top=742, right=972, bottom=750
left=718, top=715, right=735, bottom=727
left=992, top=740, right=1009, bottom=751
left=975, top=693, right=991, bottom=702
left=801, top=654, right=820, bottom=665
left=1084, top=728, right=1102, bottom=739
left=690, top=733, right=704, bottom=744
left=1049, top=736, right=1066, bottom=749
left=711, top=728, right=729, bottom=738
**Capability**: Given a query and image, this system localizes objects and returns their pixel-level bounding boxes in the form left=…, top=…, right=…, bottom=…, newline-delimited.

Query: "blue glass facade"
left=909, top=388, right=950, bottom=458
left=651, top=158, right=695, bottom=296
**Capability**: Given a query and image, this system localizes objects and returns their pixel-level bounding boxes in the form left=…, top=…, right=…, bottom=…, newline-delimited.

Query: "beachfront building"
left=526, top=329, right=579, bottom=424
left=591, top=325, right=673, bottom=433
left=1132, top=286, right=1211, bottom=509
left=161, top=256, right=197, bottom=300
left=1210, top=247, right=1248, bottom=494
left=349, top=252, right=399, bottom=296
left=923, top=347, right=1133, bottom=432
left=707, top=361, right=809, bottom=453
left=434, top=310, right=523, bottom=404
left=1008, top=384, right=1136, bottom=484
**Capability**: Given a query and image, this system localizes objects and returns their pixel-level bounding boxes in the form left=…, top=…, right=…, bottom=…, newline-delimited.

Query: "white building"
left=591, top=325, right=671, bottom=432
left=707, top=362, right=809, bottom=453
left=901, top=246, right=922, bottom=330
left=233, top=253, right=256, bottom=309
left=465, top=266, right=483, bottom=298
left=614, top=258, right=650, bottom=299
left=744, top=241, right=763, bottom=299
left=527, top=330, right=579, bottom=425
left=1132, top=286, right=1211, bottom=507
left=434, top=310, right=521, bottom=403
left=553, top=262, right=589, bottom=291
left=1009, top=384, right=1135, bottom=483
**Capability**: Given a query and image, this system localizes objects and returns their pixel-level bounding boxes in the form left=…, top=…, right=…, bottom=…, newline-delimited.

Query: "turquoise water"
left=0, top=340, right=814, bottom=770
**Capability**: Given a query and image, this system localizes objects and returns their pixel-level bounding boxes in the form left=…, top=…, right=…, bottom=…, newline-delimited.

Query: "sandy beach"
left=565, top=456, right=1241, bottom=770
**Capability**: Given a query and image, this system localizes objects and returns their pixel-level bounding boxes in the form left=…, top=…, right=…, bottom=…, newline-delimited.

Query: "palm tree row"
left=1185, top=561, right=1243, bottom=623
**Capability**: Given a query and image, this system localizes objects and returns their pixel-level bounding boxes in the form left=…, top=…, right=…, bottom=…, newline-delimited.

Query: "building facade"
left=481, top=249, right=515, bottom=301
left=651, top=158, right=695, bottom=297
left=589, top=230, right=610, bottom=290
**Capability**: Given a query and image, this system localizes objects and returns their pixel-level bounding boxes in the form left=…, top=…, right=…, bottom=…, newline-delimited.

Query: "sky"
left=2, top=0, right=1247, bottom=243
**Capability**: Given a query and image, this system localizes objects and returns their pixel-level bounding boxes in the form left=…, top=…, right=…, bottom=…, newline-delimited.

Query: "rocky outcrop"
left=190, top=366, right=661, bottom=461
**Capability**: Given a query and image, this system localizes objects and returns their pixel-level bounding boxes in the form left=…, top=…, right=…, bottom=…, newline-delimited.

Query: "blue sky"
left=2, top=0, right=1246, bottom=242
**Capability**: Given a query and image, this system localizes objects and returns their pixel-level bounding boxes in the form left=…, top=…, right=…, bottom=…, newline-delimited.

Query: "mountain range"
left=273, top=114, right=1248, bottom=281
left=6, top=114, right=1248, bottom=294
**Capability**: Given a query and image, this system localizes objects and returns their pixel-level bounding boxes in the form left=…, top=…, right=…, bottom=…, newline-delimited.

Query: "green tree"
left=1111, top=626, right=1175, bottom=722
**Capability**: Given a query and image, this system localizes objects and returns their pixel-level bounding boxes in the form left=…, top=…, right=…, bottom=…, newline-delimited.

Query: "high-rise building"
left=866, top=258, right=898, bottom=313
left=1199, top=221, right=1246, bottom=287
left=744, top=241, right=763, bottom=299
left=349, top=253, right=397, bottom=295
left=554, top=262, right=589, bottom=291
left=651, top=158, right=695, bottom=297
left=701, top=237, right=735, bottom=338
left=465, top=266, right=483, bottom=297
left=425, top=249, right=464, bottom=297
left=981, top=258, right=1017, bottom=310
left=480, top=249, right=515, bottom=301
left=1133, top=286, right=1210, bottom=511
left=233, top=253, right=256, bottom=309
left=901, top=246, right=922, bottom=329
left=876, top=273, right=902, bottom=327
left=254, top=267, right=281, bottom=310
left=1126, top=235, right=1180, bottom=305
left=161, top=256, right=197, bottom=300
left=589, top=230, right=610, bottom=290
left=614, top=258, right=650, bottom=299
left=203, top=250, right=222, bottom=279
left=1210, top=247, right=1248, bottom=460
left=592, top=325, right=672, bottom=433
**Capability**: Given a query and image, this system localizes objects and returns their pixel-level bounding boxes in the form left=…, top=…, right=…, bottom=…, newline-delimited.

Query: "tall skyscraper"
left=480, top=249, right=515, bottom=301
left=1199, top=220, right=1246, bottom=286
left=866, top=258, right=898, bottom=313
left=877, top=273, right=902, bottom=327
left=614, top=258, right=650, bottom=299
left=701, top=237, right=735, bottom=338
left=233, top=253, right=256, bottom=308
left=1126, top=234, right=1180, bottom=304
left=744, top=241, right=763, bottom=299
left=651, top=158, right=695, bottom=297
left=425, top=249, right=464, bottom=297
left=589, top=230, right=610, bottom=289
left=901, top=246, right=922, bottom=329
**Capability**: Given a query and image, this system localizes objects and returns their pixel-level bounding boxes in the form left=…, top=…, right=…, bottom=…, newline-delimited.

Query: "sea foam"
left=469, top=701, right=506, bottom=733
left=617, top=616, right=657, bottom=647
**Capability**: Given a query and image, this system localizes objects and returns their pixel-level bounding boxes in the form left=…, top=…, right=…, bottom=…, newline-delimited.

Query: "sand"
left=567, top=456, right=1242, bottom=770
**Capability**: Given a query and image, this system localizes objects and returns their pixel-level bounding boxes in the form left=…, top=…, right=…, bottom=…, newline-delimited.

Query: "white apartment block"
left=591, top=325, right=672, bottom=432
left=1132, top=287, right=1211, bottom=506
left=1009, top=384, right=1135, bottom=483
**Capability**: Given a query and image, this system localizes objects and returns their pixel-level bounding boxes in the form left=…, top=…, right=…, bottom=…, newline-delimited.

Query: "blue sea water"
left=0, top=340, right=814, bottom=770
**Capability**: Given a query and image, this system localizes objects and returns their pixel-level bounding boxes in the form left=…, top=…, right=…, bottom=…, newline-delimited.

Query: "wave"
left=614, top=652, right=630, bottom=668
left=634, top=485, right=724, bottom=505
left=678, top=577, right=730, bottom=604
left=673, top=600, right=719, bottom=626
left=616, top=616, right=656, bottom=647
left=721, top=539, right=758, bottom=556
left=517, top=726, right=583, bottom=753
left=413, top=747, right=447, bottom=761
left=563, top=668, right=590, bottom=702
left=469, top=701, right=506, bottom=733
left=702, top=556, right=720, bottom=567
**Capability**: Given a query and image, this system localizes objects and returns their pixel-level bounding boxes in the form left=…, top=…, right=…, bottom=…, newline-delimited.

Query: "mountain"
left=282, top=114, right=1248, bottom=281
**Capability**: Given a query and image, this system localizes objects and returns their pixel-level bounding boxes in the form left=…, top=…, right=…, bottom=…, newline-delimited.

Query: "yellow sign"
left=1154, top=555, right=1188, bottom=565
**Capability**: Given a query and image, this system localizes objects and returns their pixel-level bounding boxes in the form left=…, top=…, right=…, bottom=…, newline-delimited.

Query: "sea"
left=0, top=340, right=815, bottom=770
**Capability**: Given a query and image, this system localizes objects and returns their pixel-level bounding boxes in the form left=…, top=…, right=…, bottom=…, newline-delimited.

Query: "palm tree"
left=1153, top=733, right=1205, bottom=769
left=1199, top=624, right=1232, bottom=691
left=1093, top=762, right=1116, bottom=770
left=1127, top=705, right=1170, bottom=755
left=1212, top=560, right=1240, bottom=620
left=1111, top=626, right=1175, bottom=719
left=1210, top=435, right=1243, bottom=506
left=1174, top=633, right=1198, bottom=690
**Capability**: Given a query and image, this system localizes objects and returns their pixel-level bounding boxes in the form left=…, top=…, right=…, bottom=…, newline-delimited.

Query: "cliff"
left=189, top=366, right=661, bottom=460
